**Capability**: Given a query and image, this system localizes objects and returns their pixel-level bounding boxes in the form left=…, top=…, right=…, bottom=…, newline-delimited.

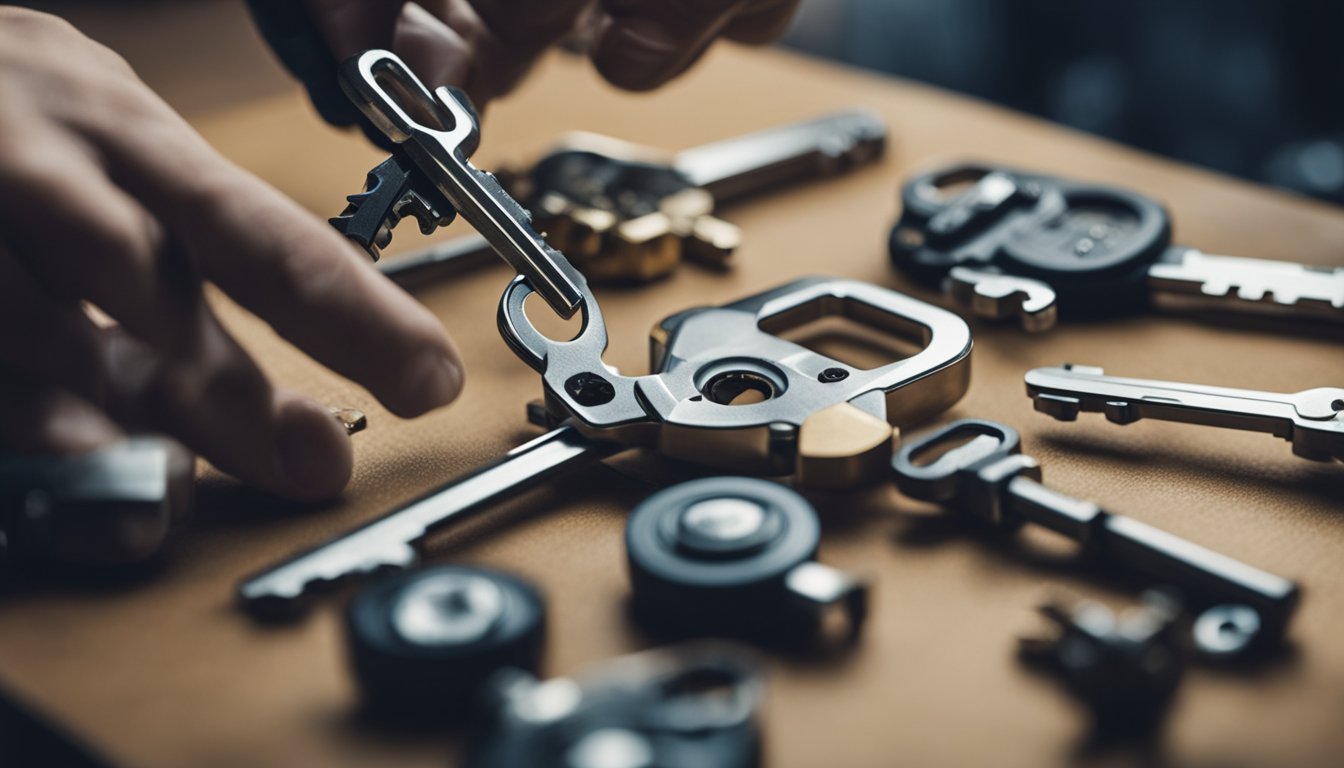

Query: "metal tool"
left=465, top=644, right=763, bottom=768
left=889, top=162, right=1344, bottom=331
left=238, top=277, right=972, bottom=617
left=515, top=113, right=886, bottom=281
left=372, top=111, right=887, bottom=286
left=625, top=477, right=868, bottom=644
left=345, top=565, right=545, bottom=722
left=1026, top=364, right=1344, bottom=463
left=1019, top=591, right=1186, bottom=735
left=890, top=420, right=1300, bottom=641
left=335, top=49, right=584, bottom=318
left=0, top=438, right=192, bottom=569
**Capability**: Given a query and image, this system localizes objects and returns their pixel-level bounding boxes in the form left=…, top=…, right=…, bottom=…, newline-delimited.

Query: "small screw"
left=817, top=368, right=850, bottom=384
left=566, top=372, right=616, bottom=406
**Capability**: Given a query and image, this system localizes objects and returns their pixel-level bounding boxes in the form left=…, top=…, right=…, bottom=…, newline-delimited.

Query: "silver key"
left=374, top=110, right=886, bottom=287
left=239, top=276, right=973, bottom=616
left=672, top=109, right=886, bottom=203
left=1026, top=364, right=1344, bottom=462
left=1148, top=247, right=1344, bottom=321
left=239, top=426, right=616, bottom=618
left=341, top=50, right=585, bottom=318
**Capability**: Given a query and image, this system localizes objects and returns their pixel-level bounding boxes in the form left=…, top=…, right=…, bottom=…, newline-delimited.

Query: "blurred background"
left=13, top=0, right=1344, bottom=205
left=781, top=0, right=1344, bottom=205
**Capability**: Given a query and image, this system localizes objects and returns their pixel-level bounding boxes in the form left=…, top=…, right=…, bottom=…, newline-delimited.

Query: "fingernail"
left=399, top=352, right=463, bottom=416
left=275, top=409, right=351, bottom=500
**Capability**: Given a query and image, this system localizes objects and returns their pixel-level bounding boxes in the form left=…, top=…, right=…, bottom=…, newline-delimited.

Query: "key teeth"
left=331, top=153, right=456, bottom=259
left=1033, top=393, right=1082, bottom=421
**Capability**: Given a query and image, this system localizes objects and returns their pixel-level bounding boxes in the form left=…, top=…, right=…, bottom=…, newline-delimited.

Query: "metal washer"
left=346, top=565, right=546, bottom=720
left=625, top=477, right=820, bottom=637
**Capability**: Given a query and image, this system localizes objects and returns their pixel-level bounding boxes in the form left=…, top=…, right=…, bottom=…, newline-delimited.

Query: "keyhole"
left=703, top=371, right=776, bottom=406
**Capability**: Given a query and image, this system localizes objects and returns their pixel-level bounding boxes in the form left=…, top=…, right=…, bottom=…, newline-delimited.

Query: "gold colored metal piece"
left=684, top=216, right=742, bottom=268
left=511, top=139, right=742, bottom=283
left=330, top=408, right=369, bottom=436
left=794, top=403, right=897, bottom=489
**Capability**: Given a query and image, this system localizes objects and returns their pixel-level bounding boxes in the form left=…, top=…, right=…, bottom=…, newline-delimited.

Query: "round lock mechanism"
left=345, top=565, right=546, bottom=721
left=625, top=478, right=867, bottom=643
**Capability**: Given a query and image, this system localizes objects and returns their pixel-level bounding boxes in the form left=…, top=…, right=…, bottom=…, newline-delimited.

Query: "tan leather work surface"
left=2, top=38, right=1343, bottom=768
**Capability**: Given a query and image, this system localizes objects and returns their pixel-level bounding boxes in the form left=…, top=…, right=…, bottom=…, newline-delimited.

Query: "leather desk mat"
left=1, top=45, right=1342, bottom=768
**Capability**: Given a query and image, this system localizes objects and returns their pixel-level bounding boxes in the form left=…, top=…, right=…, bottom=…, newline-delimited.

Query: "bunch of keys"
left=236, top=50, right=972, bottom=618
left=347, top=113, right=885, bottom=286
left=889, top=163, right=1344, bottom=331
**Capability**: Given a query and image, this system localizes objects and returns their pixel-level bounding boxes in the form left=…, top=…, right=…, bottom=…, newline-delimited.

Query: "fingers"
left=85, top=91, right=464, bottom=420
left=0, top=373, right=123, bottom=455
left=302, top=0, right=589, bottom=107
left=590, top=0, right=799, bottom=91
left=0, top=239, right=108, bottom=404
left=98, top=316, right=354, bottom=502
left=301, top=0, right=402, bottom=60
left=0, top=133, right=199, bottom=358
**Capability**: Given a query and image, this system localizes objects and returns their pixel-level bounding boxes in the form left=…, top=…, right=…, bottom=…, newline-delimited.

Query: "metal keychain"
left=1026, top=364, right=1344, bottom=463
left=889, top=162, right=1344, bottom=331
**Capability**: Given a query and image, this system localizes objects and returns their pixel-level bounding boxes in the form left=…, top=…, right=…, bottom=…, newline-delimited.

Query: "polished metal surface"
left=891, top=420, right=1300, bottom=635
left=237, top=426, right=617, bottom=616
left=377, top=110, right=888, bottom=288
left=502, top=276, right=973, bottom=475
left=673, top=109, right=887, bottom=203
left=241, top=278, right=970, bottom=616
left=946, top=266, right=1057, bottom=332
left=1026, top=364, right=1344, bottom=462
left=390, top=572, right=505, bottom=647
left=1149, top=248, right=1344, bottom=322
left=341, top=50, right=585, bottom=318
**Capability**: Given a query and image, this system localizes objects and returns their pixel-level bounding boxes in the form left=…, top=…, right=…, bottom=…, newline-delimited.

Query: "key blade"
left=1025, top=364, right=1344, bottom=462
left=1148, top=248, right=1344, bottom=324
left=426, top=153, right=586, bottom=318
left=237, top=426, right=619, bottom=620
left=673, top=110, right=887, bottom=204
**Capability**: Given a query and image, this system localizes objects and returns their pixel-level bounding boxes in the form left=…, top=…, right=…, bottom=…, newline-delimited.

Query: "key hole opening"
left=909, top=432, right=1005, bottom=469
left=703, top=371, right=776, bottom=406
left=523, top=292, right=584, bottom=342
left=922, top=168, right=991, bottom=201
left=371, top=64, right=455, bottom=133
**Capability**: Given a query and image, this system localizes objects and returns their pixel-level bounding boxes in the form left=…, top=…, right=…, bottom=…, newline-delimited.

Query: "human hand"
left=0, top=9, right=463, bottom=508
left=263, top=0, right=801, bottom=119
